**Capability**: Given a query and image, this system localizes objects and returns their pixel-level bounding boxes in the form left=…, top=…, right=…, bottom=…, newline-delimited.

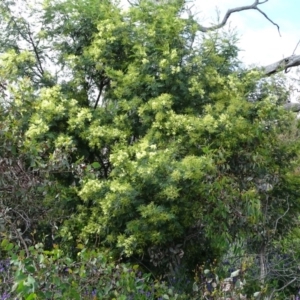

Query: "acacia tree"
left=1, top=0, right=300, bottom=297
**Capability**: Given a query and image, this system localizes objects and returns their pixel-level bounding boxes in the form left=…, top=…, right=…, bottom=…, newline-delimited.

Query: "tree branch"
left=273, top=200, right=289, bottom=234
left=94, top=81, right=104, bottom=109
left=283, top=102, right=300, bottom=112
left=197, top=0, right=280, bottom=34
left=262, top=54, right=300, bottom=76
left=268, top=277, right=297, bottom=299
left=26, top=25, right=45, bottom=76
left=94, top=78, right=110, bottom=109
left=257, top=54, right=300, bottom=112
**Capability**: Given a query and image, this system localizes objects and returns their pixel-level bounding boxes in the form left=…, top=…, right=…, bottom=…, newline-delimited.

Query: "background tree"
left=1, top=0, right=300, bottom=298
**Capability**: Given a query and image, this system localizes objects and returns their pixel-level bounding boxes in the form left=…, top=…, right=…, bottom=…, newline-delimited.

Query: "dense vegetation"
left=1, top=0, right=300, bottom=298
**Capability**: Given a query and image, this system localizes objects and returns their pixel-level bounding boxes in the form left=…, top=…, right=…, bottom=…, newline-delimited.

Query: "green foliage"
left=0, top=0, right=300, bottom=297
left=1, top=240, right=191, bottom=300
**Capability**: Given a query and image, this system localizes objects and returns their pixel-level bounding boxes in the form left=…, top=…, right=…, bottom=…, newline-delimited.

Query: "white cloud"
left=238, top=27, right=296, bottom=66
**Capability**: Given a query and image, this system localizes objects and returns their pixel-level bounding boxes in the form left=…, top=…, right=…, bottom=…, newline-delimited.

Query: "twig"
left=197, top=0, right=280, bottom=35
left=268, top=277, right=297, bottom=299
left=273, top=199, right=289, bottom=234
left=14, top=227, right=30, bottom=258
left=292, top=39, right=300, bottom=55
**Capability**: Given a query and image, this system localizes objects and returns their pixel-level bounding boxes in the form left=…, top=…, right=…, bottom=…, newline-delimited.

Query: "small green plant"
left=1, top=239, right=191, bottom=299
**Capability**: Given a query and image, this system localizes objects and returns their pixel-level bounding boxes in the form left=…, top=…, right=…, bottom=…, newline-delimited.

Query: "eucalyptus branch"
left=292, top=39, right=300, bottom=55
left=197, top=0, right=280, bottom=35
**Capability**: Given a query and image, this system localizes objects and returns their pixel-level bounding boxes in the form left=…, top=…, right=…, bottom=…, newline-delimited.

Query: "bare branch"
left=283, top=102, right=300, bottom=112
left=292, top=39, right=300, bottom=56
left=262, top=54, right=300, bottom=76
left=273, top=200, right=289, bottom=234
left=268, top=277, right=297, bottom=299
left=256, top=7, right=280, bottom=36
left=197, top=0, right=280, bottom=34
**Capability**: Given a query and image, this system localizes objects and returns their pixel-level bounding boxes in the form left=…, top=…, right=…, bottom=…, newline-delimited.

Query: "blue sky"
left=263, top=0, right=300, bottom=29
left=196, top=0, right=300, bottom=66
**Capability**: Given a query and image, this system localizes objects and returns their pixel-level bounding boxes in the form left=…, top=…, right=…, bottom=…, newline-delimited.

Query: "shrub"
left=0, top=239, right=191, bottom=299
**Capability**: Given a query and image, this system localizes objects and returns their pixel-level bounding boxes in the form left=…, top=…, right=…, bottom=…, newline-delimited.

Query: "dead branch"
left=292, top=39, right=300, bottom=55
left=259, top=54, right=300, bottom=112
left=283, top=102, right=300, bottom=112
left=263, top=54, right=300, bottom=76
left=197, top=0, right=280, bottom=35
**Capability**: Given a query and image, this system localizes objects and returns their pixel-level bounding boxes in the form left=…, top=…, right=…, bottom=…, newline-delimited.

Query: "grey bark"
left=197, top=0, right=280, bottom=34
left=263, top=55, right=300, bottom=112
left=283, top=102, right=300, bottom=112
left=262, top=55, right=300, bottom=76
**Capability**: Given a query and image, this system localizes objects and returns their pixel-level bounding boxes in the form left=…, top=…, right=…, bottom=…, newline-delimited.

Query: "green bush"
left=0, top=239, right=192, bottom=300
